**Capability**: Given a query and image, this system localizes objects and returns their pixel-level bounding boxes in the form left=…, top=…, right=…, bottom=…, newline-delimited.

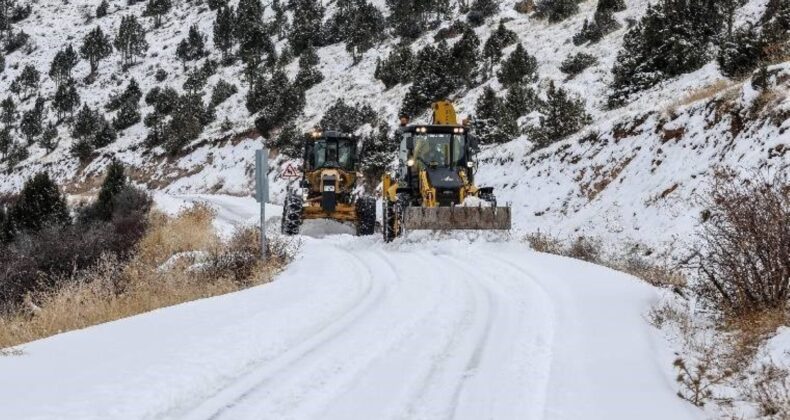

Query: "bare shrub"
left=565, top=236, right=602, bottom=263
left=692, top=170, right=790, bottom=318
left=619, top=252, right=687, bottom=290
left=202, top=226, right=262, bottom=285
left=136, top=202, right=218, bottom=266
left=525, top=232, right=564, bottom=255
left=745, top=361, right=790, bottom=418
left=674, top=350, right=735, bottom=407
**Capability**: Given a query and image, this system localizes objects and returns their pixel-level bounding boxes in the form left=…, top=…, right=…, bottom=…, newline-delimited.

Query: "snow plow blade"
left=403, top=207, right=512, bottom=231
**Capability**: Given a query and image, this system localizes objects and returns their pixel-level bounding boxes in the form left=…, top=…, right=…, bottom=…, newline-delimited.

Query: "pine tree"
left=143, top=0, right=171, bottom=28
left=247, top=70, right=305, bottom=135
left=482, top=20, right=518, bottom=72
left=94, top=159, right=127, bottom=220
left=319, top=99, right=376, bottom=133
left=70, top=137, right=93, bottom=161
left=346, top=1, right=385, bottom=64
left=505, top=83, right=540, bottom=119
left=49, top=44, right=79, bottom=87
left=717, top=24, right=762, bottom=78
left=451, top=26, right=481, bottom=85
left=271, top=0, right=288, bottom=39
left=80, top=26, right=113, bottom=76
left=497, top=43, right=538, bottom=87
left=207, top=0, right=228, bottom=11
left=0, top=96, right=16, bottom=128
left=72, top=105, right=100, bottom=141
left=176, top=25, right=206, bottom=67
left=374, top=43, right=415, bottom=89
left=53, top=78, right=81, bottom=120
left=294, top=44, right=323, bottom=90
left=39, top=122, right=58, bottom=153
left=360, top=124, right=396, bottom=182
left=8, top=172, right=70, bottom=233
left=213, top=6, right=236, bottom=61
left=468, top=0, right=499, bottom=26
left=530, top=81, right=591, bottom=148
left=0, top=127, right=11, bottom=160
left=238, top=21, right=274, bottom=82
left=163, top=93, right=209, bottom=154
left=107, top=78, right=142, bottom=112
left=210, top=80, right=238, bottom=106
left=112, top=99, right=141, bottom=131
left=536, top=0, right=581, bottom=23
left=115, top=15, right=148, bottom=68
left=560, top=52, right=598, bottom=77
left=386, top=0, right=450, bottom=39
left=93, top=117, right=116, bottom=148
left=96, top=0, right=109, bottom=18
left=401, top=40, right=460, bottom=116
left=20, top=98, right=44, bottom=145
left=15, top=64, right=39, bottom=99
left=288, top=0, right=325, bottom=55
left=474, top=86, right=518, bottom=144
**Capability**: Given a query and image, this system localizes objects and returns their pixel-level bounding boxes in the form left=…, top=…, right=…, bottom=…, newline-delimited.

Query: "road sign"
left=281, top=163, right=300, bottom=180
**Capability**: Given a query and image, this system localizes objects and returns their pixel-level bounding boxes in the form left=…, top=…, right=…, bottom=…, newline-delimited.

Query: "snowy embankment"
left=0, top=197, right=699, bottom=420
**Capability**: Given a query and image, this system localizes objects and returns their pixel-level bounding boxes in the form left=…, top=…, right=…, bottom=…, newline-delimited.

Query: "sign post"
left=255, top=149, right=269, bottom=260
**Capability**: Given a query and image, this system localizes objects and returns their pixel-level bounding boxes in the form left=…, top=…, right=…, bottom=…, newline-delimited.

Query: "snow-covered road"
left=0, top=197, right=700, bottom=420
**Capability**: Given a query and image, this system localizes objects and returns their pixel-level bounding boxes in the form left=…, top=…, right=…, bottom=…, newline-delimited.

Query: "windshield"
left=310, top=138, right=355, bottom=170
left=413, top=133, right=466, bottom=169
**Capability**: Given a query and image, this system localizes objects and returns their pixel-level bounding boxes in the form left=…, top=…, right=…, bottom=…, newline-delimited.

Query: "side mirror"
left=406, top=137, right=414, bottom=150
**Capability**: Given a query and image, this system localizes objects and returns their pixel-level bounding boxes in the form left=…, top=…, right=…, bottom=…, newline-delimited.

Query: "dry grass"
left=0, top=205, right=291, bottom=349
left=668, top=80, right=739, bottom=112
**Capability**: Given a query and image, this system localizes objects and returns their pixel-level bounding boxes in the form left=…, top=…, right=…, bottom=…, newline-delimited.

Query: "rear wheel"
left=281, top=192, right=304, bottom=236
left=355, top=197, right=376, bottom=236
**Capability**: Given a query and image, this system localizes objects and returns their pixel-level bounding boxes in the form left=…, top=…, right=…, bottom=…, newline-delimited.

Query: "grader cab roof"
left=309, top=130, right=354, bottom=140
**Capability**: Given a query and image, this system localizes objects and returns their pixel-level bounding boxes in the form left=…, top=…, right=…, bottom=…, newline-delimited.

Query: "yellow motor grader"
left=281, top=130, right=376, bottom=236
left=381, top=101, right=511, bottom=242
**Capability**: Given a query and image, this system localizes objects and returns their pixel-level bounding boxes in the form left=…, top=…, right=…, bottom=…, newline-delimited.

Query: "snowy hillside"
left=0, top=0, right=787, bottom=251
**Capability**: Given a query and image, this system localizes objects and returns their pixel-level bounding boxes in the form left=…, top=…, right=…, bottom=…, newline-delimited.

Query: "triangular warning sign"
left=281, top=163, right=301, bottom=180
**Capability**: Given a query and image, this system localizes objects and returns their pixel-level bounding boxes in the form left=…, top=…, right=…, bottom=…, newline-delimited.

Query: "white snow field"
left=0, top=197, right=700, bottom=420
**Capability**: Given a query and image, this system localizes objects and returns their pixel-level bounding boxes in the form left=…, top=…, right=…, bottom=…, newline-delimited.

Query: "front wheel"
left=281, top=192, right=304, bottom=236
left=355, top=197, right=376, bottom=236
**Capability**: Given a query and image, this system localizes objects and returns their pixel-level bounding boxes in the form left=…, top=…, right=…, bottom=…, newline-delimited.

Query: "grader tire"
left=355, top=197, right=376, bottom=236
left=281, top=193, right=304, bottom=236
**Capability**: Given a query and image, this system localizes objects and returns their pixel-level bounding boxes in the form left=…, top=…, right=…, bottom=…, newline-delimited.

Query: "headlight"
left=467, top=161, right=474, bottom=168
left=407, top=159, right=415, bottom=167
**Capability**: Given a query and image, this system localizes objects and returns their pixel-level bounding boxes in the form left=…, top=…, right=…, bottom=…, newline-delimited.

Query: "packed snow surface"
left=0, top=196, right=699, bottom=420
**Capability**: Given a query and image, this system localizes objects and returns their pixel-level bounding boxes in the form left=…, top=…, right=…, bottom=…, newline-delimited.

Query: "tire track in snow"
left=180, top=249, right=385, bottom=420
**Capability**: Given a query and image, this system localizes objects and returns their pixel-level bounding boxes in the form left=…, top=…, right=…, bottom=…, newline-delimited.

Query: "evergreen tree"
left=164, top=93, right=210, bottom=154
left=114, top=15, right=148, bottom=68
left=143, top=0, right=171, bottom=28
left=39, top=122, right=58, bottom=153
left=467, top=0, right=499, bottom=26
left=505, top=83, right=540, bottom=118
left=49, top=44, right=79, bottom=87
left=176, top=25, right=207, bottom=67
left=72, top=105, right=100, bottom=141
left=482, top=20, right=518, bottom=72
left=560, top=52, right=598, bottom=77
left=374, top=43, right=415, bottom=89
left=497, top=43, right=538, bottom=87
left=386, top=0, right=450, bottom=39
left=474, top=86, right=518, bottom=144
left=718, top=24, right=762, bottom=78
left=93, top=117, right=117, bottom=148
left=96, top=0, right=109, bottom=18
left=319, top=99, right=376, bottom=133
left=573, top=1, right=622, bottom=45
left=294, top=44, right=323, bottom=90
left=213, top=6, right=236, bottom=61
left=94, top=159, right=127, bottom=220
left=0, top=127, right=11, bottom=160
left=20, top=98, right=44, bottom=145
left=536, top=0, right=581, bottom=23
left=112, top=98, right=141, bottom=130
left=70, top=137, right=94, bottom=161
left=80, top=26, right=113, bottom=76
left=53, top=78, right=81, bottom=120
left=401, top=40, right=460, bottom=116
left=529, top=82, right=591, bottom=148
left=271, top=0, right=288, bottom=40
left=451, top=26, right=481, bottom=85
left=269, top=123, right=302, bottom=158
left=0, top=96, right=16, bottom=128
left=8, top=172, right=70, bottom=234
left=210, top=80, right=238, bottom=106
left=107, top=78, right=142, bottom=111
left=238, top=20, right=275, bottom=82
left=288, top=0, right=325, bottom=55
left=345, top=1, right=385, bottom=64
left=360, top=123, right=395, bottom=182
left=247, top=70, right=305, bottom=135
left=207, top=0, right=228, bottom=11
left=15, top=64, right=39, bottom=99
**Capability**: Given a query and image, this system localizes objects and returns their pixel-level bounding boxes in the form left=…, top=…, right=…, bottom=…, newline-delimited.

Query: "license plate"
left=324, top=185, right=335, bottom=192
